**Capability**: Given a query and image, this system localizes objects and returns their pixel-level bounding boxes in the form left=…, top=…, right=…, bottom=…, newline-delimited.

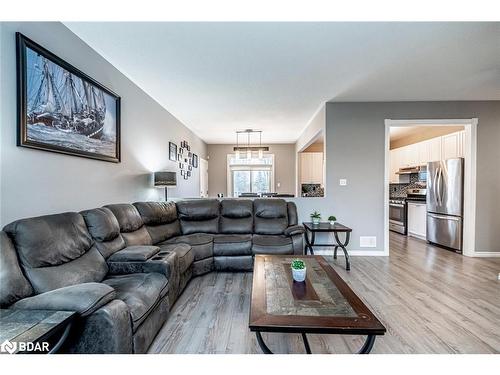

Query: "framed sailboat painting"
left=16, top=33, right=121, bottom=163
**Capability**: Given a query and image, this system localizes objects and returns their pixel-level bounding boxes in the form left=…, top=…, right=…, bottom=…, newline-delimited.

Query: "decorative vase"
left=312, top=217, right=320, bottom=225
left=292, top=267, right=307, bottom=282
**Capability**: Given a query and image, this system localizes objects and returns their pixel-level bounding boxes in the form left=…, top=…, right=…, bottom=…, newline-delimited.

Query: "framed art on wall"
left=169, top=142, right=177, bottom=161
left=16, top=33, right=121, bottom=163
left=192, top=154, right=198, bottom=168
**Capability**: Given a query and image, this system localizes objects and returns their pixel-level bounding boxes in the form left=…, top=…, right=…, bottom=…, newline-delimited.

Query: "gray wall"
left=0, top=22, right=207, bottom=225
left=207, top=144, right=296, bottom=197
left=293, top=101, right=499, bottom=253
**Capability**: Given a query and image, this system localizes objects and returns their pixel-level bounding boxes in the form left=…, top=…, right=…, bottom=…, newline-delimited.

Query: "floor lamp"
left=154, top=171, right=177, bottom=201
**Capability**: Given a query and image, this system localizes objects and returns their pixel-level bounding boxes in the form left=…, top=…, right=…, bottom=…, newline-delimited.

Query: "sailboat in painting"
left=27, top=55, right=106, bottom=139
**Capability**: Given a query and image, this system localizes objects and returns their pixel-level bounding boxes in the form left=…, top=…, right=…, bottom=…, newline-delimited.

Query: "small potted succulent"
left=291, top=259, right=306, bottom=282
left=310, top=211, right=321, bottom=225
left=328, top=215, right=337, bottom=225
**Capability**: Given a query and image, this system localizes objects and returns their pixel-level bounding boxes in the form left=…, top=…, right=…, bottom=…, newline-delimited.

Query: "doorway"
left=199, top=158, right=209, bottom=197
left=384, top=119, right=478, bottom=257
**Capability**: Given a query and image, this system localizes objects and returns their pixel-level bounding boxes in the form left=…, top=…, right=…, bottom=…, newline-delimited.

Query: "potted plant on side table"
left=291, top=259, right=306, bottom=282
left=328, top=215, right=337, bottom=225
left=310, top=211, right=321, bottom=225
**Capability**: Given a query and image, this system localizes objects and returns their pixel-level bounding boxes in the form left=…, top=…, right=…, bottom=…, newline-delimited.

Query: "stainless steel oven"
left=389, top=199, right=406, bottom=234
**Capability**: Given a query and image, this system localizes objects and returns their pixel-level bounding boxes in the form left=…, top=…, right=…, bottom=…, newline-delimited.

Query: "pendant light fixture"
left=233, top=129, right=269, bottom=159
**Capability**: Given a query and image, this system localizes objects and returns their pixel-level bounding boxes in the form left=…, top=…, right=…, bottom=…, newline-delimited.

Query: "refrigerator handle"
left=428, top=213, right=461, bottom=221
left=433, top=167, right=439, bottom=206
left=437, top=167, right=443, bottom=206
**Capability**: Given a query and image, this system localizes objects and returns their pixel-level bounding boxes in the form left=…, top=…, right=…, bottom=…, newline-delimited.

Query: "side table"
left=302, top=222, right=353, bottom=271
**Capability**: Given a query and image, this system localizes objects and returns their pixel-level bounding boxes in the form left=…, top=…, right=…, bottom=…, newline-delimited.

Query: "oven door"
left=389, top=203, right=406, bottom=224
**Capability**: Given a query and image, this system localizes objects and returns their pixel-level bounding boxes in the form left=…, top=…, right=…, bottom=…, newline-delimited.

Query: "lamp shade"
left=154, top=171, right=177, bottom=187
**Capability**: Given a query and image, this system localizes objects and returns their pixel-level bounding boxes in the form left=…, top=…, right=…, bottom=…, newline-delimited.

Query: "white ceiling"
left=65, top=22, right=500, bottom=144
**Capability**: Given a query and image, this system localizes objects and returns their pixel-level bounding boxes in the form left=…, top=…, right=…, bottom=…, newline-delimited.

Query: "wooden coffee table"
left=249, top=255, right=385, bottom=354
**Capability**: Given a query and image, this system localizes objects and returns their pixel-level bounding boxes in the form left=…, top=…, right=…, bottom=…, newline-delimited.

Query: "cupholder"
left=151, top=256, right=164, bottom=261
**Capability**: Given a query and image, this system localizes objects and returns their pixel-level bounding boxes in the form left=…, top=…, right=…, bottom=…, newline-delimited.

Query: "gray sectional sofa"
left=0, top=198, right=304, bottom=353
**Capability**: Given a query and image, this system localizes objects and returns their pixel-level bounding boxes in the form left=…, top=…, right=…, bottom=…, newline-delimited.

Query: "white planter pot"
left=329, top=220, right=336, bottom=225
left=312, top=218, right=320, bottom=225
left=292, top=267, right=307, bottom=282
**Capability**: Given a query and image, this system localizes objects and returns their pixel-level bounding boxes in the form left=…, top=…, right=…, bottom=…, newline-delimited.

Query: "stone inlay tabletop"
left=264, top=257, right=357, bottom=317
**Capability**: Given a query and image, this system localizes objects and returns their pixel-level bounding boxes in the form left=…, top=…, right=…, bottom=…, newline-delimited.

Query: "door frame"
left=384, top=118, right=478, bottom=257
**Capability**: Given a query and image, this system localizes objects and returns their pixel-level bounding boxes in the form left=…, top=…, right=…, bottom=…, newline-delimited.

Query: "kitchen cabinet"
left=300, top=152, right=323, bottom=184
left=407, top=202, right=427, bottom=240
left=417, top=140, right=430, bottom=165
left=442, top=132, right=461, bottom=160
left=427, top=136, right=442, bottom=162
left=390, top=148, right=401, bottom=183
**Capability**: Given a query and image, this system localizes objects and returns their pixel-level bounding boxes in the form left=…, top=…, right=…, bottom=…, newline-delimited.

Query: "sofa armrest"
left=107, top=251, right=176, bottom=278
left=284, top=225, right=305, bottom=237
left=11, top=282, right=116, bottom=317
left=107, top=245, right=160, bottom=262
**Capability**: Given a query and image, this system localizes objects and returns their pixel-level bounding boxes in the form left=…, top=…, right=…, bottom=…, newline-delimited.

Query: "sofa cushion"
left=107, top=246, right=160, bottom=262
left=104, top=204, right=144, bottom=233
left=213, top=234, right=252, bottom=256
left=81, top=207, right=120, bottom=242
left=134, top=202, right=181, bottom=244
left=103, top=273, right=168, bottom=332
left=12, top=282, right=115, bottom=317
left=0, top=231, right=33, bottom=307
left=253, top=199, right=288, bottom=235
left=219, top=199, right=253, bottom=234
left=81, top=207, right=126, bottom=259
left=252, top=234, right=294, bottom=255
left=164, top=234, right=213, bottom=261
left=3, top=212, right=93, bottom=268
left=158, top=243, right=194, bottom=273
left=176, top=200, right=219, bottom=234
left=3, top=213, right=108, bottom=293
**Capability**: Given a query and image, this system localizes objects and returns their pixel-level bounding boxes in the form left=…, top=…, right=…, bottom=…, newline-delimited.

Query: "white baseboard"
left=471, top=252, right=500, bottom=258
left=311, top=249, right=389, bottom=257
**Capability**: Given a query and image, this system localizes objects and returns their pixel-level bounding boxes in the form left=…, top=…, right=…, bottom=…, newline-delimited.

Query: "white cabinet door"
left=407, top=202, right=427, bottom=239
left=311, top=153, right=323, bottom=184
left=389, top=149, right=400, bottom=183
left=417, top=140, right=429, bottom=166
left=300, top=153, right=311, bottom=183
left=300, top=153, right=323, bottom=184
left=407, top=143, right=419, bottom=167
left=399, top=146, right=410, bottom=168
left=428, top=137, right=442, bottom=162
left=442, top=132, right=460, bottom=160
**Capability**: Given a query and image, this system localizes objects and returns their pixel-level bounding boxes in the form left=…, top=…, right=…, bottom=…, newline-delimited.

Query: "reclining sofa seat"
left=2, top=212, right=169, bottom=354
left=131, top=201, right=193, bottom=300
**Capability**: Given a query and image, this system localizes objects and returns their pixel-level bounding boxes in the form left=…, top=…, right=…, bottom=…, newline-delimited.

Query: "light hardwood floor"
left=148, top=233, right=500, bottom=354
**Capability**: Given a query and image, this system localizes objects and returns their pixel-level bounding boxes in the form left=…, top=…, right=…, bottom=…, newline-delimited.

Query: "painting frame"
left=169, top=142, right=177, bottom=161
left=192, top=153, right=199, bottom=168
left=16, top=33, right=121, bottom=163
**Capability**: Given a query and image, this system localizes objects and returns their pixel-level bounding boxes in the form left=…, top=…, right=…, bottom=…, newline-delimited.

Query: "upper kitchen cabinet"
left=417, top=140, right=430, bottom=165
left=428, top=136, right=442, bottom=162
left=300, top=152, right=323, bottom=184
left=390, top=148, right=401, bottom=183
left=442, top=131, right=463, bottom=160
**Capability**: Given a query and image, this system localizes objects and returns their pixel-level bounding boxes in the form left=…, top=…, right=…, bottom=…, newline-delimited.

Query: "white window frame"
left=226, top=154, right=275, bottom=197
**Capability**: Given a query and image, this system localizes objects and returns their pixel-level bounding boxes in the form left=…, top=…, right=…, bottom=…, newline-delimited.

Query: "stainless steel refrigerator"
left=426, top=158, right=464, bottom=252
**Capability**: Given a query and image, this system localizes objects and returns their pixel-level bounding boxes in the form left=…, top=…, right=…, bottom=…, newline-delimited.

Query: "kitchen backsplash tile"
left=389, top=174, right=423, bottom=198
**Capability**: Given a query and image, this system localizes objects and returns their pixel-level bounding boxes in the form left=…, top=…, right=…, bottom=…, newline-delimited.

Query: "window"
left=227, top=154, right=274, bottom=197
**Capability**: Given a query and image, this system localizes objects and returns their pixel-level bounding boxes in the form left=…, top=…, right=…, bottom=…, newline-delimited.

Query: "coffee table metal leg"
left=333, top=231, right=351, bottom=271
left=301, top=333, right=312, bottom=354
left=357, top=335, right=376, bottom=354
left=256, top=332, right=273, bottom=354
